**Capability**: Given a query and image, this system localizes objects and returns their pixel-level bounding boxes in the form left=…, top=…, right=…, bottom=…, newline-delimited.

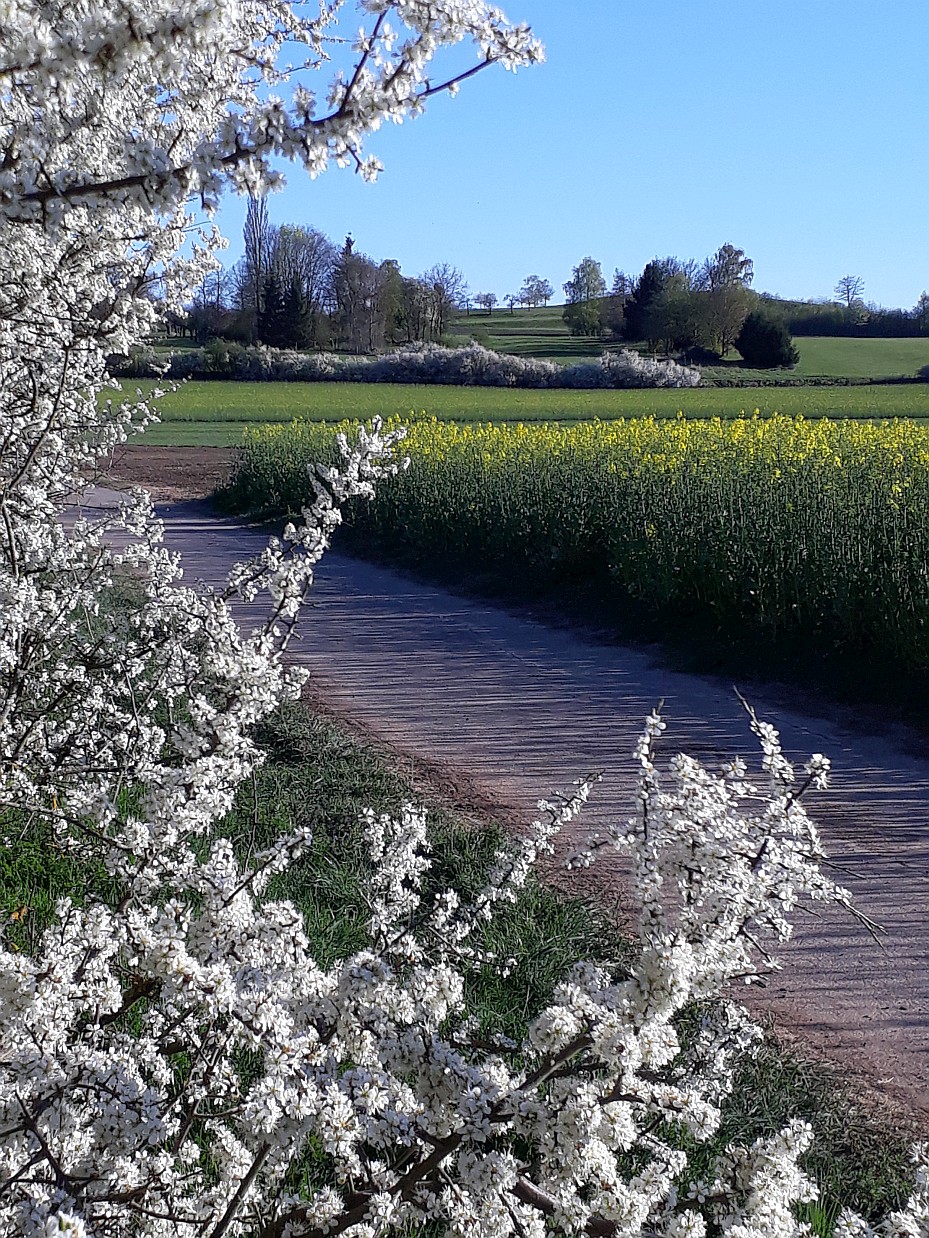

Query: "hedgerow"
left=111, top=340, right=701, bottom=388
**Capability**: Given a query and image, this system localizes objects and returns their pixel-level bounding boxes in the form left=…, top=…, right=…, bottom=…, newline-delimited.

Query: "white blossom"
left=0, top=3, right=920, bottom=1237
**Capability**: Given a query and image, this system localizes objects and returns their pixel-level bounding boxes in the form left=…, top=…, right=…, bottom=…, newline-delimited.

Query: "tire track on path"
left=115, top=493, right=929, bottom=1119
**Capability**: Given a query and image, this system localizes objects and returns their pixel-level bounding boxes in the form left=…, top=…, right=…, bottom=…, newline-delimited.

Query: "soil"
left=99, top=444, right=235, bottom=502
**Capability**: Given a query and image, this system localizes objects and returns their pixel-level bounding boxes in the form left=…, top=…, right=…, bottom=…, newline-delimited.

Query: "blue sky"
left=212, top=0, right=929, bottom=308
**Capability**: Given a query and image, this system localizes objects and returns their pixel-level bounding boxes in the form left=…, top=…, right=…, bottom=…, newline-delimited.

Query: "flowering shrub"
left=560, top=348, right=700, bottom=389
left=114, top=340, right=702, bottom=388
left=2, top=639, right=914, bottom=1238
left=0, top=1, right=922, bottom=1236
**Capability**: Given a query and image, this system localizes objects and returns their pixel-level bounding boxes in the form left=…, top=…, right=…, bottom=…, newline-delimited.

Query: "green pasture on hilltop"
left=448, top=305, right=929, bottom=377
left=791, top=336, right=929, bottom=378
left=123, top=379, right=929, bottom=446
left=450, top=304, right=600, bottom=361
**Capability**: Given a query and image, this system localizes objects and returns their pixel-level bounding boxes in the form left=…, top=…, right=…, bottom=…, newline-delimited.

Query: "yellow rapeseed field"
left=229, top=413, right=929, bottom=663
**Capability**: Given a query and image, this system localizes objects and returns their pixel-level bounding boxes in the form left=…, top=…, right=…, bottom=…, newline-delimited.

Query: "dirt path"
left=92, top=458, right=929, bottom=1121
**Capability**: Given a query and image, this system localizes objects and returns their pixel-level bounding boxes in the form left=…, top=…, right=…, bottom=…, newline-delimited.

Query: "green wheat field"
left=117, top=378, right=929, bottom=446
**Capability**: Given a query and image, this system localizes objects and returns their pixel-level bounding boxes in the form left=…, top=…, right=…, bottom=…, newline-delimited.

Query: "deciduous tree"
left=331, top=238, right=395, bottom=352
left=700, top=243, right=754, bottom=357
left=421, top=262, right=467, bottom=337
left=519, top=274, right=553, bottom=308
left=241, top=194, right=274, bottom=331
left=835, top=274, right=866, bottom=308
left=643, top=272, right=704, bottom=354
left=702, top=243, right=754, bottom=292
left=562, top=257, right=606, bottom=336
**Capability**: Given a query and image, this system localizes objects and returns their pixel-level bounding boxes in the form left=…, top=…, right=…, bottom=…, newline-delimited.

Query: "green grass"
left=236, top=705, right=627, bottom=1034
left=0, top=821, right=118, bottom=955
left=151, top=338, right=200, bottom=353
left=728, top=336, right=929, bottom=378
left=139, top=420, right=253, bottom=446
left=450, top=303, right=605, bottom=360
left=792, top=336, right=929, bottom=378
left=710, top=336, right=929, bottom=381
left=449, top=305, right=929, bottom=378
left=121, top=379, right=929, bottom=446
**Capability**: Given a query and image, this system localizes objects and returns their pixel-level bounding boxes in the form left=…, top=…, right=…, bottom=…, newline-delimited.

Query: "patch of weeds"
left=727, top=1037, right=913, bottom=1223
left=0, top=810, right=120, bottom=952
left=230, top=703, right=625, bottom=1000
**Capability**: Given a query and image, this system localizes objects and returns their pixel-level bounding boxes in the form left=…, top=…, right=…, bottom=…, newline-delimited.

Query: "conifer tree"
left=736, top=311, right=800, bottom=368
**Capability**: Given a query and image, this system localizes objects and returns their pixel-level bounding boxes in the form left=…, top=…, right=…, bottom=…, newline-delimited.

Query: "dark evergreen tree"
left=735, top=312, right=800, bottom=368
left=281, top=277, right=312, bottom=348
left=622, top=261, right=668, bottom=341
left=255, top=274, right=312, bottom=349
left=255, top=273, right=287, bottom=346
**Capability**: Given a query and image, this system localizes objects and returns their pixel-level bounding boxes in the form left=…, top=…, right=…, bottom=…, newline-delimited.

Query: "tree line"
left=471, top=274, right=554, bottom=314
left=561, top=251, right=929, bottom=362
left=786, top=276, right=929, bottom=337
left=559, top=245, right=798, bottom=364
left=183, top=198, right=467, bottom=352
left=180, top=203, right=564, bottom=350
left=181, top=205, right=928, bottom=363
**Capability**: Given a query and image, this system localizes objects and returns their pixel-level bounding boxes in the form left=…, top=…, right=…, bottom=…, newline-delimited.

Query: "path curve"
left=93, top=491, right=929, bottom=1120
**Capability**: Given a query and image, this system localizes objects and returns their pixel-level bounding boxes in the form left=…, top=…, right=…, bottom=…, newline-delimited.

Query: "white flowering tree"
left=0, top=2, right=925, bottom=1236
